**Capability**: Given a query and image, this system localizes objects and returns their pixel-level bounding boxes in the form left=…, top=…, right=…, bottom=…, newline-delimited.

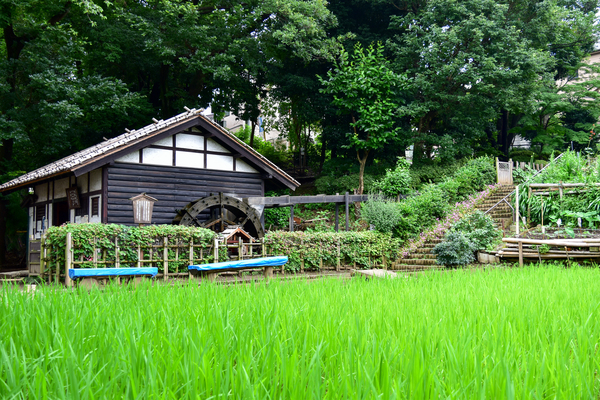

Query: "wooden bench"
left=68, top=268, right=158, bottom=288
left=188, top=256, right=288, bottom=281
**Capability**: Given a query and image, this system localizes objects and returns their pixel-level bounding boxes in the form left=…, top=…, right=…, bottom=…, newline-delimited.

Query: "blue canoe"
left=189, top=256, right=288, bottom=272
left=69, top=267, right=159, bottom=279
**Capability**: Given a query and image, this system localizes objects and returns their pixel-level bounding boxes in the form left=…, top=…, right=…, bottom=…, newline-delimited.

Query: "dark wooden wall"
left=106, top=162, right=264, bottom=225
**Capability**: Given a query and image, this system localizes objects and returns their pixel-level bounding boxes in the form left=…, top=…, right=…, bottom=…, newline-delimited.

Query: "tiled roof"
left=0, top=108, right=299, bottom=191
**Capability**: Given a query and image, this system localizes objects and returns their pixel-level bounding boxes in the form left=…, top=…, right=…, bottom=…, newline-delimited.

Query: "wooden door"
left=496, top=158, right=513, bottom=185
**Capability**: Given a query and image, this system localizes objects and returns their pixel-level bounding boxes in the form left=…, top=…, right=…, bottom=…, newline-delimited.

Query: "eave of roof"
left=0, top=108, right=299, bottom=193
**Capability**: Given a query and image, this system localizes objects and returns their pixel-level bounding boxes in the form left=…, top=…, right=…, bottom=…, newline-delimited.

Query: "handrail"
left=484, top=152, right=565, bottom=217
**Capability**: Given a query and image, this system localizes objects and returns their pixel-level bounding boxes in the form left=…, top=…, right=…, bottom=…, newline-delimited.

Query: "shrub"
left=361, top=198, right=402, bottom=233
left=432, top=231, right=476, bottom=267
left=315, top=173, right=377, bottom=195
left=264, top=207, right=290, bottom=229
left=373, top=157, right=412, bottom=197
left=409, top=161, right=463, bottom=187
left=450, top=211, right=501, bottom=250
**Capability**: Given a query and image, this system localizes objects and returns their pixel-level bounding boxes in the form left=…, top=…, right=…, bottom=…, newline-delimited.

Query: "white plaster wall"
left=206, top=138, right=229, bottom=153
left=154, top=136, right=173, bottom=147
left=35, top=183, right=48, bottom=202
left=176, top=151, right=204, bottom=169
left=236, top=159, right=258, bottom=173
left=142, top=148, right=172, bottom=166
left=207, top=154, right=233, bottom=171
left=54, top=178, right=70, bottom=199
left=176, top=133, right=204, bottom=150
left=90, top=169, right=103, bottom=192
left=116, top=151, right=139, bottom=164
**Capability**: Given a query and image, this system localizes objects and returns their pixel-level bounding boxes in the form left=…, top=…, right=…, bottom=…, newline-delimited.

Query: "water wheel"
left=174, top=193, right=264, bottom=238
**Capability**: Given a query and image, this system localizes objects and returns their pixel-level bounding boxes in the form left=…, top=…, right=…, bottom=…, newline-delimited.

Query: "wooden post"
left=335, top=203, right=339, bottom=232
left=541, top=197, right=545, bottom=237
left=40, top=235, right=46, bottom=278
left=93, top=237, right=97, bottom=267
left=528, top=185, right=532, bottom=225
left=65, top=232, right=73, bottom=287
left=336, top=240, right=341, bottom=272
left=559, top=182, right=563, bottom=200
left=189, top=240, right=193, bottom=266
left=495, top=157, right=500, bottom=183
left=518, top=241, right=524, bottom=267
left=137, top=244, right=141, bottom=268
left=300, top=237, right=305, bottom=273
left=261, top=238, right=266, bottom=258
left=115, top=237, right=120, bottom=268
left=163, top=236, right=168, bottom=281
left=238, top=236, right=243, bottom=261
left=345, top=192, right=350, bottom=231
left=289, top=205, right=294, bottom=232
left=213, top=237, right=219, bottom=262
left=515, top=186, right=520, bottom=236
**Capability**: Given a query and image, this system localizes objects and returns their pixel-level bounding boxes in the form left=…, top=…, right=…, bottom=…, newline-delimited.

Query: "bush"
left=393, top=185, right=450, bottom=240
left=409, top=161, right=463, bottom=187
left=432, top=231, right=476, bottom=267
left=373, top=157, right=412, bottom=197
left=315, top=173, right=377, bottom=195
left=361, top=198, right=402, bottom=233
left=509, top=149, right=536, bottom=162
left=450, top=211, right=501, bottom=250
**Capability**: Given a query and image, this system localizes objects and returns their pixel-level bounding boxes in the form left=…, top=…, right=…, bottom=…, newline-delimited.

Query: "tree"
left=0, top=0, right=151, bottom=265
left=386, top=0, right=600, bottom=160
left=320, top=43, right=407, bottom=194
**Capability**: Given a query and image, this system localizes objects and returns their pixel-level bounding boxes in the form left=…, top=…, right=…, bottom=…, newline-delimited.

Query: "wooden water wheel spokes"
left=174, top=193, right=264, bottom=238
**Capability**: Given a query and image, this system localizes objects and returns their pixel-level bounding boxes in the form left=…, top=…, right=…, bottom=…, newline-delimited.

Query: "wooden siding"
left=106, top=162, right=264, bottom=225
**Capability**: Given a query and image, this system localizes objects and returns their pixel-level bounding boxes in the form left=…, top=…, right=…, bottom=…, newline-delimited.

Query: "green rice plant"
left=1, top=266, right=600, bottom=398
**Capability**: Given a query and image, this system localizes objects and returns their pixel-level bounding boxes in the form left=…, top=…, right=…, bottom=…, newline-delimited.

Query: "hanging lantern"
left=129, top=193, right=158, bottom=225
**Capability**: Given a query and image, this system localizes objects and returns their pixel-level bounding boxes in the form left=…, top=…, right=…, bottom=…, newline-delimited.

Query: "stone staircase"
left=394, top=185, right=515, bottom=271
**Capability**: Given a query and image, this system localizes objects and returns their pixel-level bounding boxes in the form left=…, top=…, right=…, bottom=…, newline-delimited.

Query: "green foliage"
left=361, top=198, right=402, bottom=233
left=264, top=231, right=401, bottom=271
left=320, top=42, right=408, bottom=193
left=264, top=207, right=291, bottom=229
left=450, top=211, right=502, bottom=251
left=394, top=185, right=451, bottom=240
left=432, top=231, right=476, bottom=267
left=315, top=173, right=378, bottom=195
left=373, top=157, right=412, bottom=196
left=445, top=157, right=496, bottom=203
left=409, top=161, right=464, bottom=187
left=516, top=152, right=600, bottom=228
left=43, top=224, right=216, bottom=274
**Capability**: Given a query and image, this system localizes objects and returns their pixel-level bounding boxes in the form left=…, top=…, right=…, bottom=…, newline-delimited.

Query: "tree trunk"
left=357, top=149, right=369, bottom=195
left=250, top=120, right=256, bottom=148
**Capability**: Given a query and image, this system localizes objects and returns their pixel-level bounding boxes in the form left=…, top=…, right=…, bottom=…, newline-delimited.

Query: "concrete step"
left=392, top=264, right=442, bottom=271
left=397, top=259, right=437, bottom=266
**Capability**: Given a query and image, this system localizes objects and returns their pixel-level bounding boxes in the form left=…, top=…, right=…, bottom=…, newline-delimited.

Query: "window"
left=91, top=196, right=100, bottom=217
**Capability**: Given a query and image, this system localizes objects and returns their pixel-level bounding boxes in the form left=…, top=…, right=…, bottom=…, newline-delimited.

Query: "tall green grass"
left=1, top=265, right=599, bottom=398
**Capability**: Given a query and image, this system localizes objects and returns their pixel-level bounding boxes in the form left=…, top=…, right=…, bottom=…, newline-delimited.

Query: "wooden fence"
left=39, top=233, right=387, bottom=285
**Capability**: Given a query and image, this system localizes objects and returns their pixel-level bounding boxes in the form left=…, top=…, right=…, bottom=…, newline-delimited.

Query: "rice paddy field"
left=1, top=265, right=600, bottom=399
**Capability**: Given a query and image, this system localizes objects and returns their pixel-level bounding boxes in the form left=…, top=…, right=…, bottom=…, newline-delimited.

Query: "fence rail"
left=39, top=233, right=387, bottom=285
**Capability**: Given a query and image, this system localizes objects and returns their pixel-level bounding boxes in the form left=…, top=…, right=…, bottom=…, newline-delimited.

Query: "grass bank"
left=1, top=265, right=599, bottom=398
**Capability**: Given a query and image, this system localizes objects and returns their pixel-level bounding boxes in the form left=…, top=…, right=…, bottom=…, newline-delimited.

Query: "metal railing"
left=484, top=153, right=565, bottom=219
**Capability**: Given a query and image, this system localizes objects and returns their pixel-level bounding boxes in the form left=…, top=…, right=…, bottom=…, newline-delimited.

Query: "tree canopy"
left=0, top=0, right=599, bottom=263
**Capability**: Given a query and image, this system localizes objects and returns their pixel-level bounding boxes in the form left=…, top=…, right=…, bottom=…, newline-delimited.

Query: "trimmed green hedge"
left=43, top=224, right=217, bottom=274
left=264, top=231, right=402, bottom=271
